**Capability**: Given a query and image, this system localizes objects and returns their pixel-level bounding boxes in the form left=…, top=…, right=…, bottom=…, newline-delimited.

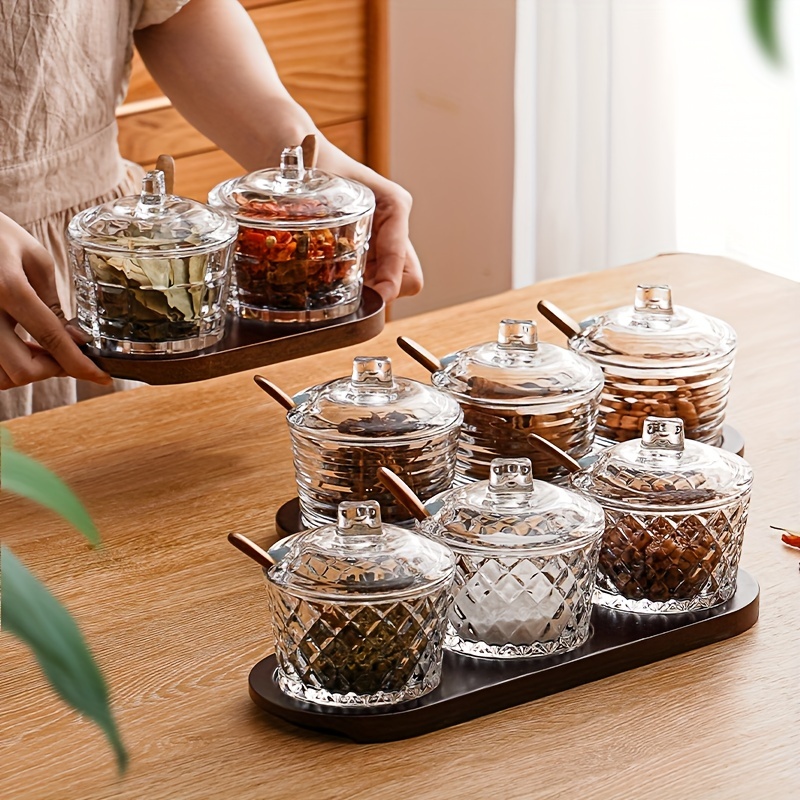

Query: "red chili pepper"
left=771, top=526, right=800, bottom=549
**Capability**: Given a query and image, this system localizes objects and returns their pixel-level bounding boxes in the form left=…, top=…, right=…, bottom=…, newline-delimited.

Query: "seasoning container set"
left=69, top=142, right=375, bottom=354
left=239, top=289, right=752, bottom=713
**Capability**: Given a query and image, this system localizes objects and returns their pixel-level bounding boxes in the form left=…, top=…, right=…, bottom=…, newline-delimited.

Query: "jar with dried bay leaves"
left=69, top=170, right=237, bottom=355
left=570, top=416, right=753, bottom=613
left=431, top=320, right=603, bottom=483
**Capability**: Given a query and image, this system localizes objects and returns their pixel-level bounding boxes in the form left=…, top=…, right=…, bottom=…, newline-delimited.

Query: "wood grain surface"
left=124, top=0, right=367, bottom=113
left=2, top=255, right=798, bottom=799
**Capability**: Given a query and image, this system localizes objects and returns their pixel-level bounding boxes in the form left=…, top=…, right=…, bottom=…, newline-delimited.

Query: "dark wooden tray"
left=248, top=569, right=759, bottom=743
left=83, top=287, right=384, bottom=384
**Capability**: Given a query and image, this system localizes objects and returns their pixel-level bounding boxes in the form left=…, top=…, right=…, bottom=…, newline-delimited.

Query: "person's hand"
left=0, top=213, right=111, bottom=390
left=360, top=175, right=423, bottom=304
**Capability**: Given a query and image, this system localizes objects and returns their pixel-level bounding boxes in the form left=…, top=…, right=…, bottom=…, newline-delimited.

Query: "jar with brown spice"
left=568, top=284, right=737, bottom=445
left=287, top=356, right=462, bottom=527
left=570, top=416, right=753, bottom=613
left=431, top=319, right=603, bottom=483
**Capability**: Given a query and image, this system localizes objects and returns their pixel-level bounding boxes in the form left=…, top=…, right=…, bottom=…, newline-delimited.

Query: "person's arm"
left=133, top=0, right=422, bottom=302
left=0, top=213, right=112, bottom=391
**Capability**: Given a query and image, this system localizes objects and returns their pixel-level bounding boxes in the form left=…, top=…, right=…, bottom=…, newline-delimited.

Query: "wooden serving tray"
left=248, top=569, right=759, bottom=743
left=83, top=287, right=385, bottom=385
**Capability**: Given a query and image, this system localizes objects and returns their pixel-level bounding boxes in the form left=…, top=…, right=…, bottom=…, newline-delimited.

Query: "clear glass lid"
left=287, top=356, right=463, bottom=441
left=67, top=169, right=237, bottom=256
left=432, top=320, right=603, bottom=405
left=570, top=416, right=753, bottom=509
left=570, top=284, right=737, bottom=368
left=425, top=458, right=604, bottom=552
left=266, top=501, right=455, bottom=600
left=207, top=144, right=375, bottom=229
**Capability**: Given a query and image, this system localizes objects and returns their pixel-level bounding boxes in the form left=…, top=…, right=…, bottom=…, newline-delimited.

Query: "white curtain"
left=521, top=0, right=799, bottom=285
left=530, top=0, right=676, bottom=282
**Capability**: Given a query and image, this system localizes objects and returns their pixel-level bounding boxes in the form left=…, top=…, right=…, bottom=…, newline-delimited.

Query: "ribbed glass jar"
left=286, top=356, right=462, bottom=527
left=431, top=320, right=603, bottom=483
left=570, top=285, right=736, bottom=445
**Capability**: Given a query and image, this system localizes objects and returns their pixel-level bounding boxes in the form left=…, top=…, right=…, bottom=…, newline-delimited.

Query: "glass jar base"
left=275, top=666, right=440, bottom=707
left=90, top=330, right=223, bottom=356
left=445, top=628, right=590, bottom=659
left=234, top=297, right=360, bottom=323
left=593, top=585, right=734, bottom=614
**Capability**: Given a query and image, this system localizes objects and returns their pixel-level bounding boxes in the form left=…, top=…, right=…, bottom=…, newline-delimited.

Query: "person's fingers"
left=3, top=283, right=111, bottom=385
left=398, top=241, right=423, bottom=297
left=0, top=313, right=67, bottom=386
left=20, top=241, right=62, bottom=309
left=65, top=321, right=92, bottom=346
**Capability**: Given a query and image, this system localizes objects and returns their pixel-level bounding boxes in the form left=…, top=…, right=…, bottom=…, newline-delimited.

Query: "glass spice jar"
left=569, top=284, right=737, bottom=446
left=287, top=356, right=463, bottom=527
left=419, top=458, right=605, bottom=658
left=69, top=170, right=237, bottom=354
left=570, top=416, right=753, bottom=613
left=208, top=145, right=375, bottom=323
left=431, top=320, right=603, bottom=483
left=265, top=500, right=456, bottom=707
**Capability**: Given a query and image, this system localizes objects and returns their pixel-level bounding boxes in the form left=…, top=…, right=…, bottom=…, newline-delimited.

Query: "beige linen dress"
left=0, top=0, right=188, bottom=420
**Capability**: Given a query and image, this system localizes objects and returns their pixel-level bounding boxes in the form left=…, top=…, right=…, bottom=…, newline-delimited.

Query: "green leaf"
left=0, top=428, right=100, bottom=548
left=748, top=0, right=782, bottom=66
left=1, top=546, right=128, bottom=773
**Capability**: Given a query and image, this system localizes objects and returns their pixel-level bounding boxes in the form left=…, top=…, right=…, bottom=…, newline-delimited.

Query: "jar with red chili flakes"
left=208, top=145, right=375, bottom=323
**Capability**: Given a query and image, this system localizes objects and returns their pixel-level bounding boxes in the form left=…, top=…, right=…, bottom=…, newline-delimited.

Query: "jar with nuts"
left=431, top=319, right=603, bottom=483
left=568, top=284, right=736, bottom=446
left=570, top=416, right=753, bottom=613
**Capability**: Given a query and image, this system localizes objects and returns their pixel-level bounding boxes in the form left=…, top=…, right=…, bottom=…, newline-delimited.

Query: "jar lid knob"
left=641, top=416, right=684, bottom=452
left=487, top=458, right=534, bottom=504
left=497, top=319, right=538, bottom=350
left=634, top=284, right=673, bottom=315
left=135, top=169, right=167, bottom=215
left=351, top=356, right=394, bottom=387
left=279, top=144, right=306, bottom=181
left=337, top=500, right=382, bottom=533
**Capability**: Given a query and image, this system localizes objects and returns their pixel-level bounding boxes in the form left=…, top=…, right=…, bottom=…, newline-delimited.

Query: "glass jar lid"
left=287, top=356, right=463, bottom=442
left=431, top=319, right=603, bottom=405
left=67, top=169, right=237, bottom=256
left=425, top=458, right=604, bottom=552
left=266, top=501, right=455, bottom=600
left=570, top=416, right=753, bottom=510
left=207, top=145, right=375, bottom=229
left=569, top=284, right=737, bottom=369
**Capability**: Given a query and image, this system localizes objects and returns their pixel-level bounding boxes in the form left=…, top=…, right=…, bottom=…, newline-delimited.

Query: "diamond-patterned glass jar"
left=569, top=285, right=737, bottom=445
left=431, top=320, right=603, bottom=483
left=419, top=458, right=605, bottom=658
left=570, top=416, right=753, bottom=613
left=265, top=501, right=455, bottom=706
left=287, top=356, right=462, bottom=527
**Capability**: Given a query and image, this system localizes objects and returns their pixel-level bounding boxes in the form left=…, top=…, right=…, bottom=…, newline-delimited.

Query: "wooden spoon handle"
left=377, top=467, right=430, bottom=522
left=254, top=375, right=296, bottom=412
left=527, top=433, right=583, bottom=474
left=301, top=133, right=319, bottom=169
left=227, top=532, right=277, bottom=569
left=155, top=154, right=175, bottom=194
left=396, top=336, right=442, bottom=374
left=537, top=299, right=582, bottom=339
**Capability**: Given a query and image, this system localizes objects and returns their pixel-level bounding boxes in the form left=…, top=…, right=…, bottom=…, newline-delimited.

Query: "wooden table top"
left=2, top=254, right=798, bottom=799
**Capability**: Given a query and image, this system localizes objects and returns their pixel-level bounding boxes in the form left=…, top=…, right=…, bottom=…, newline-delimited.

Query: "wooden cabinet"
left=117, top=0, right=385, bottom=200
